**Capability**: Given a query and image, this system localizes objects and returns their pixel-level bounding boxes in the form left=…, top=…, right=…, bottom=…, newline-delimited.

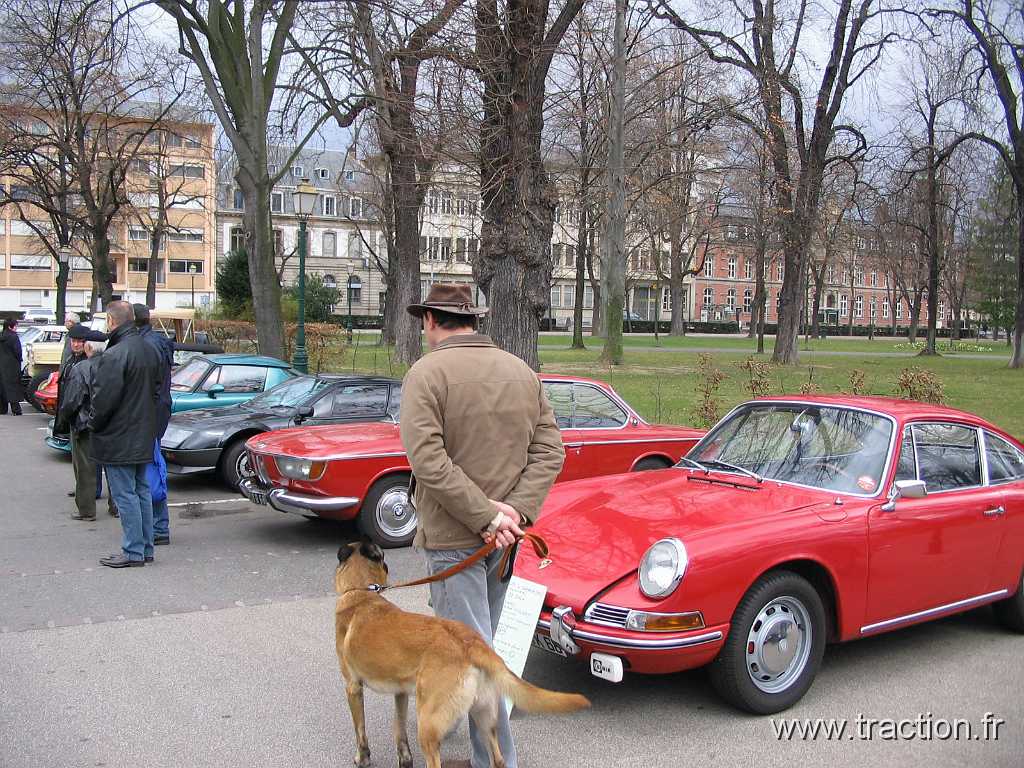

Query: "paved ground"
left=2, top=410, right=1022, bottom=767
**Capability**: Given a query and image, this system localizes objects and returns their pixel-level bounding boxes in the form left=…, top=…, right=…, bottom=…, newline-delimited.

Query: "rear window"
left=985, top=432, right=1024, bottom=484
left=912, top=424, right=981, bottom=492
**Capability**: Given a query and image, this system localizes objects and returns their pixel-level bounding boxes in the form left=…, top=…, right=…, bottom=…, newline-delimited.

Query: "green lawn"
left=330, top=334, right=1024, bottom=439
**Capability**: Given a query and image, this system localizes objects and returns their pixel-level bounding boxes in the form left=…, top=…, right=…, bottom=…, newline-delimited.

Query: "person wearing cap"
left=399, top=283, right=565, bottom=768
left=55, top=327, right=108, bottom=520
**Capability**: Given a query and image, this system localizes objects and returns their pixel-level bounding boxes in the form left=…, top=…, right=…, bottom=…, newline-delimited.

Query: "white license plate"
left=249, top=489, right=268, bottom=505
left=532, top=633, right=568, bottom=658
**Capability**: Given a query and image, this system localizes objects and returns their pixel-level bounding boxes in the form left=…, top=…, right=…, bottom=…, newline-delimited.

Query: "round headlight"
left=638, top=538, right=688, bottom=599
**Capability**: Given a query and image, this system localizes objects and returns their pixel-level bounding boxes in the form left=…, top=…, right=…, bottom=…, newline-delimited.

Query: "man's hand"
left=482, top=499, right=524, bottom=548
left=491, top=500, right=521, bottom=526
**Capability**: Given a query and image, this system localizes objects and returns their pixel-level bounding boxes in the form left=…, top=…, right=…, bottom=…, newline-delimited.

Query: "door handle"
left=565, top=442, right=583, bottom=448
left=982, top=506, right=1005, bottom=517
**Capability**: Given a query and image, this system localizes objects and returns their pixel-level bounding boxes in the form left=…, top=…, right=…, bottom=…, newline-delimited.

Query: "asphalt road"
left=2, top=410, right=1022, bottom=768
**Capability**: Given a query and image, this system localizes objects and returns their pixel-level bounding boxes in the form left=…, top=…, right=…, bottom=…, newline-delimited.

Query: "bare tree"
left=654, top=0, right=893, bottom=363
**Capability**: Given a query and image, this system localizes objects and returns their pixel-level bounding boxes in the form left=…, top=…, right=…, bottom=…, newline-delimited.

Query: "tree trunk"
left=669, top=233, right=685, bottom=336
left=388, top=155, right=424, bottom=365
left=908, top=293, right=921, bottom=344
left=810, top=270, right=824, bottom=338
left=599, top=0, right=626, bottom=366
left=772, top=235, right=807, bottom=363
left=923, top=143, right=940, bottom=356
left=572, top=203, right=587, bottom=349
left=91, top=227, right=114, bottom=308
left=587, top=229, right=602, bottom=337
left=146, top=221, right=162, bottom=309
left=1012, top=193, right=1024, bottom=368
left=238, top=173, right=285, bottom=359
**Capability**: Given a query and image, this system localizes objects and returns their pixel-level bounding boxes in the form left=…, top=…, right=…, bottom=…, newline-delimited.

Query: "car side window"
left=985, top=432, right=1024, bottom=484
left=542, top=382, right=573, bottom=429
left=894, top=428, right=917, bottom=482
left=572, top=385, right=627, bottom=429
left=201, top=365, right=268, bottom=393
left=386, top=384, right=402, bottom=420
left=911, top=423, right=981, bottom=492
left=332, top=384, right=389, bottom=417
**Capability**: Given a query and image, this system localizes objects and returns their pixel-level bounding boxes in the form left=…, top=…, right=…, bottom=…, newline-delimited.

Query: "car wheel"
left=218, top=439, right=251, bottom=490
left=709, top=570, right=827, bottom=714
left=357, top=474, right=415, bottom=549
left=633, top=457, right=672, bottom=471
left=994, top=571, right=1024, bottom=632
left=27, top=372, right=48, bottom=412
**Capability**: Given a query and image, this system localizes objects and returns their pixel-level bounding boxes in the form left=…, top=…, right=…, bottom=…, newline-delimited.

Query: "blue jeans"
left=105, top=464, right=153, bottom=562
left=153, top=498, right=169, bottom=538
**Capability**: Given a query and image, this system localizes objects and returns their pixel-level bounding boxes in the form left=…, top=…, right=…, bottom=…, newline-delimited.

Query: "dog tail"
left=473, top=647, right=590, bottom=714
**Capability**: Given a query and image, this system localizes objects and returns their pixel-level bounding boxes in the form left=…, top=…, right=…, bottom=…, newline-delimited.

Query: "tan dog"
left=334, top=540, right=590, bottom=768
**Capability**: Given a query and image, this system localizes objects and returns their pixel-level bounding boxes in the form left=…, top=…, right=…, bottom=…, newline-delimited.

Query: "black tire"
left=709, top=570, right=827, bottom=714
left=994, top=571, right=1024, bottom=632
left=218, top=439, right=251, bottom=490
left=633, top=457, right=672, bottom=471
left=27, top=372, right=49, bottom=412
left=357, top=474, right=415, bottom=549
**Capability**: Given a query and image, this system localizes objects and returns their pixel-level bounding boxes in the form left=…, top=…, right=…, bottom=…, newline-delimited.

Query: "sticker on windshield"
left=856, top=475, right=876, bottom=492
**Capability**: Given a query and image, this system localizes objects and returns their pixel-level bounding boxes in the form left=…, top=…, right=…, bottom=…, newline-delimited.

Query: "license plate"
left=590, top=652, right=624, bottom=683
left=249, top=489, right=267, bottom=505
left=532, top=633, right=568, bottom=658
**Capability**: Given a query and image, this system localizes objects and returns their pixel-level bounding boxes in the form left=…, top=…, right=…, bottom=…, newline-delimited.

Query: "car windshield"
left=170, top=357, right=212, bottom=392
left=687, top=403, right=894, bottom=495
left=244, top=375, right=331, bottom=409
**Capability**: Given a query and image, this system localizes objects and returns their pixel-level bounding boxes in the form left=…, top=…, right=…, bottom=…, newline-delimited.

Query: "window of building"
left=743, top=289, right=752, bottom=313
left=164, top=132, right=183, bottom=148
left=728, top=256, right=737, bottom=279
left=726, top=224, right=739, bottom=241
left=169, top=259, right=204, bottom=274
left=170, top=164, right=205, bottom=179
left=870, top=296, right=877, bottom=320
left=457, top=237, right=479, bottom=263
left=441, top=192, right=453, bottom=215
left=744, top=259, right=752, bottom=280
left=855, top=295, right=864, bottom=318
left=323, top=274, right=337, bottom=288
left=20, top=289, right=43, bottom=306
left=703, top=256, right=713, bottom=277
left=703, top=286, right=713, bottom=307
left=882, top=299, right=890, bottom=318
left=315, top=168, right=329, bottom=180
left=550, top=286, right=561, bottom=308
left=292, top=165, right=304, bottom=178
left=230, top=227, right=245, bottom=253
left=776, top=262, right=784, bottom=282
left=128, top=227, right=150, bottom=241
left=348, top=234, right=363, bottom=264
left=130, top=158, right=151, bottom=175
left=349, top=197, right=362, bottom=218
left=11, top=254, right=49, bottom=270
left=870, top=271, right=877, bottom=287
left=129, top=259, right=166, bottom=282
left=661, top=286, right=672, bottom=312
left=323, top=231, right=337, bottom=258
left=726, top=288, right=736, bottom=308
left=184, top=133, right=201, bottom=148
left=167, top=228, right=204, bottom=243
left=563, top=284, right=575, bottom=309
left=840, top=294, right=848, bottom=317
left=348, top=275, right=362, bottom=304
left=323, top=195, right=336, bottom=217
left=233, top=188, right=244, bottom=210
left=343, top=169, right=355, bottom=181
left=895, top=299, right=903, bottom=319
left=855, top=266, right=865, bottom=286
left=268, top=164, right=279, bottom=176
left=270, top=192, right=283, bottom=213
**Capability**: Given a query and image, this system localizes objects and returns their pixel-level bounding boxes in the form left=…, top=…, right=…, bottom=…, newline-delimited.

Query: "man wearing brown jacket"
left=400, top=283, right=565, bottom=768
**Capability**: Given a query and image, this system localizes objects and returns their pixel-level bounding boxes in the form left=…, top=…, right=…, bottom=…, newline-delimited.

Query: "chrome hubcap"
left=235, top=451, right=252, bottom=479
left=745, top=595, right=812, bottom=693
left=375, top=487, right=416, bottom=539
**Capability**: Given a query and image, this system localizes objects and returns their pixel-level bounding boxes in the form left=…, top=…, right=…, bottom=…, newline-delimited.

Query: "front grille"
left=584, top=603, right=631, bottom=628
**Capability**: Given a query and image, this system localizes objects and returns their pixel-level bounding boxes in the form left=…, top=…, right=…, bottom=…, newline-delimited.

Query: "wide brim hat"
left=407, top=283, right=488, bottom=318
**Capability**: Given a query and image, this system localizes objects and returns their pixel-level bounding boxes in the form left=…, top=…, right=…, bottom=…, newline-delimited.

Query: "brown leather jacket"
left=399, top=333, right=565, bottom=550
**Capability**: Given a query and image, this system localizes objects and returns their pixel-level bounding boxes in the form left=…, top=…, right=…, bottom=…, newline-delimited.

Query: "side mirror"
left=207, top=384, right=225, bottom=398
left=881, top=479, right=927, bottom=511
left=296, top=405, right=314, bottom=423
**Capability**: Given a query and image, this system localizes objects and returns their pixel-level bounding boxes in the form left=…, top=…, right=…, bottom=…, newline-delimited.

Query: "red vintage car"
left=240, top=375, right=705, bottom=547
left=518, top=395, right=1024, bottom=714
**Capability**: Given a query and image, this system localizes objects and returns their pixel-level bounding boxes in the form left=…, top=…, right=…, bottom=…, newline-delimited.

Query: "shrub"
left=216, top=249, right=251, bottom=317
left=690, top=353, right=726, bottom=428
left=738, top=356, right=773, bottom=398
left=895, top=367, right=944, bottom=404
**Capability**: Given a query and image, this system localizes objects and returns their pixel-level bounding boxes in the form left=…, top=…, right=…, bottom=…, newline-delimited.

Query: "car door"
left=570, top=383, right=632, bottom=477
left=541, top=381, right=585, bottom=480
left=301, top=383, right=390, bottom=427
left=864, top=422, right=1005, bottom=629
left=199, top=365, right=270, bottom=407
left=982, top=430, right=1024, bottom=592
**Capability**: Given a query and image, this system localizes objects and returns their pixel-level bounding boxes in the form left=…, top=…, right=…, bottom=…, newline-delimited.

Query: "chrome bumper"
left=540, top=609, right=723, bottom=651
left=239, top=478, right=359, bottom=516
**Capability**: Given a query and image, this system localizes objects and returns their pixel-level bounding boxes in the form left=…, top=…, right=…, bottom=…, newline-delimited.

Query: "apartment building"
left=0, top=115, right=217, bottom=317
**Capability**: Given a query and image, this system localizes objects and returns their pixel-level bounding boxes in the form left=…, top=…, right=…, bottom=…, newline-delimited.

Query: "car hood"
left=168, top=404, right=289, bottom=431
left=515, top=469, right=836, bottom=611
left=247, top=422, right=403, bottom=460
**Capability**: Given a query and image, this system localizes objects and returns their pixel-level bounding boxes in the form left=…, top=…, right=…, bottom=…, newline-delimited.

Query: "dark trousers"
left=71, top=431, right=97, bottom=519
left=0, top=382, right=22, bottom=415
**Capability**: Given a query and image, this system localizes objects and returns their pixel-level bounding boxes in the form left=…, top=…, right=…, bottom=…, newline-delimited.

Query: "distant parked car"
left=168, top=354, right=298, bottom=412
left=161, top=374, right=401, bottom=489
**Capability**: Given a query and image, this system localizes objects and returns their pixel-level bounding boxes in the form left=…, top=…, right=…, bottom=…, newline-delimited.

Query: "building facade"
left=0, top=117, right=217, bottom=317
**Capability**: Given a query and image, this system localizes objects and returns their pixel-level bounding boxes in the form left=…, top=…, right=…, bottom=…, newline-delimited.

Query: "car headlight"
left=638, top=538, right=688, bottom=599
left=273, top=456, right=327, bottom=481
left=161, top=426, right=192, bottom=448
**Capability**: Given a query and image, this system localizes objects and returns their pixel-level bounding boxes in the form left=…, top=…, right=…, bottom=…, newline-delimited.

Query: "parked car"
left=18, top=324, right=67, bottom=410
left=239, top=375, right=705, bottom=547
left=43, top=352, right=295, bottom=455
left=161, top=374, right=401, bottom=489
left=517, top=395, right=1024, bottom=714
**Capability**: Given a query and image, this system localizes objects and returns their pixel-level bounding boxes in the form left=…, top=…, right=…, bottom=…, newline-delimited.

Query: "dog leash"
left=367, top=532, right=549, bottom=594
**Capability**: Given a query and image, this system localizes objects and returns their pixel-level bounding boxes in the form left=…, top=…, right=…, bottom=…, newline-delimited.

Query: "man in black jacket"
left=0, top=318, right=23, bottom=415
left=56, top=328, right=107, bottom=520
left=89, top=301, right=162, bottom=568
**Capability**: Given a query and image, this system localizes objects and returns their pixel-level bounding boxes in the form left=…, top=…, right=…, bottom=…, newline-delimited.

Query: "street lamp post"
left=189, top=263, right=197, bottom=307
left=346, top=274, right=353, bottom=343
left=56, top=245, right=71, bottom=324
left=291, top=178, right=319, bottom=374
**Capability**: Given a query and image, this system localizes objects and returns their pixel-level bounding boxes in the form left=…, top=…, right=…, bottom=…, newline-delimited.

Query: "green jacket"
left=399, top=333, right=565, bottom=550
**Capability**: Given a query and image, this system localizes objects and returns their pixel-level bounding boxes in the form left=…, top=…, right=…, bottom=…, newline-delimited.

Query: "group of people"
left=52, top=301, right=174, bottom=568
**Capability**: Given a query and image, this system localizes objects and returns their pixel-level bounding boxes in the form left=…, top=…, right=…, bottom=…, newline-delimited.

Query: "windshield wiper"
left=679, top=456, right=710, bottom=473
left=699, top=459, right=763, bottom=483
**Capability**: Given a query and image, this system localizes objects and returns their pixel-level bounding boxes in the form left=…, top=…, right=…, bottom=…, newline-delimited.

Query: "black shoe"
left=67, top=491, right=76, bottom=497
left=100, top=554, right=144, bottom=568
left=70, top=514, right=97, bottom=521
left=109, top=508, right=119, bottom=518
left=154, top=536, right=170, bottom=545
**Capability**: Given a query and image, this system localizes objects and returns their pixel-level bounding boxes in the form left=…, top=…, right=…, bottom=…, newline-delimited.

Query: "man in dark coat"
left=133, top=304, right=174, bottom=438
left=88, top=301, right=162, bottom=568
left=53, top=323, right=90, bottom=441
left=0, top=318, right=24, bottom=416
left=56, top=328, right=107, bottom=520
